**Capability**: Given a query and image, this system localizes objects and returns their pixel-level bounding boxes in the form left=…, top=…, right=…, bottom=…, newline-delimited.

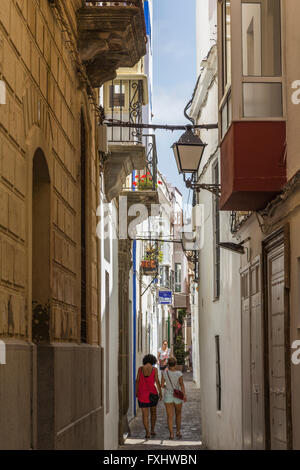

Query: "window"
left=242, top=0, right=281, bottom=77
left=218, top=0, right=283, bottom=125
left=241, top=0, right=283, bottom=118
left=171, top=269, right=175, bottom=292
left=243, top=82, right=282, bottom=118
left=221, top=0, right=231, bottom=94
left=221, top=92, right=232, bottom=138
left=175, top=263, right=182, bottom=293
left=215, top=336, right=222, bottom=411
left=213, top=162, right=220, bottom=300
left=109, top=84, right=125, bottom=108
left=220, top=0, right=232, bottom=138
left=160, top=266, right=170, bottom=289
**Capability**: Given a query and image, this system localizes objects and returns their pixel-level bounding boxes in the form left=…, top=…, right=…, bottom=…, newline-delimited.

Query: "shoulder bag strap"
left=166, top=370, right=175, bottom=390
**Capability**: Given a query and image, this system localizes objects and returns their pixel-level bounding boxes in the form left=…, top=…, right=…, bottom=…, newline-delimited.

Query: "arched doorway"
left=32, top=149, right=51, bottom=342
left=31, top=148, right=52, bottom=449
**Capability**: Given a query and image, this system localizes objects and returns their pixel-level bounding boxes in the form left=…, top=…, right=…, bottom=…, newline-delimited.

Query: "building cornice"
left=189, top=44, right=217, bottom=122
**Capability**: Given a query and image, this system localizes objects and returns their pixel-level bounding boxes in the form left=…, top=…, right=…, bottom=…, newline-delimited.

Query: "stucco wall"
left=0, top=0, right=101, bottom=449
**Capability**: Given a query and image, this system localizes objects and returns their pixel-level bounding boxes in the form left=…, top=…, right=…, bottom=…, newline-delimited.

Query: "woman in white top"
left=161, top=357, right=187, bottom=440
left=157, top=340, right=171, bottom=371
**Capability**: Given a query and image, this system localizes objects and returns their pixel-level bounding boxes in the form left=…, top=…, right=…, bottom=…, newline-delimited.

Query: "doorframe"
left=262, top=224, right=293, bottom=450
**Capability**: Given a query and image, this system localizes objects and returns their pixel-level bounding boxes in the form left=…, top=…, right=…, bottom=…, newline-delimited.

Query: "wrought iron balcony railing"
left=86, top=1, right=141, bottom=5
left=230, top=211, right=252, bottom=234
left=78, top=2, right=147, bottom=87
left=106, top=79, right=144, bottom=144
left=128, top=134, right=158, bottom=192
left=85, top=1, right=146, bottom=36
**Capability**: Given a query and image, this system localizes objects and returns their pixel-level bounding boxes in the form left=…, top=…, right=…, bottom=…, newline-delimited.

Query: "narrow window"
left=215, top=336, right=222, bottom=411
left=175, top=263, right=182, bottom=293
left=221, top=0, right=231, bottom=94
left=220, top=0, right=232, bottom=138
left=213, top=162, right=220, bottom=300
left=109, top=84, right=125, bottom=108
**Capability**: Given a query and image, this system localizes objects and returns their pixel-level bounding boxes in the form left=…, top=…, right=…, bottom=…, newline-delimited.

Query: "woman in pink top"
left=135, top=354, right=162, bottom=439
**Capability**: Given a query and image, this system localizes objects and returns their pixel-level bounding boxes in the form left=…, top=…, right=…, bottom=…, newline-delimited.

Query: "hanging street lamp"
left=171, top=125, right=221, bottom=198
left=172, top=126, right=206, bottom=175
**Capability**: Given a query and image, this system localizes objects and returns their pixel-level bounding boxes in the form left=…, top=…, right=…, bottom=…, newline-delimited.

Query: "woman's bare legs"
left=165, top=403, right=174, bottom=439
left=150, top=406, right=157, bottom=435
left=174, top=403, right=183, bottom=437
left=142, top=408, right=150, bottom=438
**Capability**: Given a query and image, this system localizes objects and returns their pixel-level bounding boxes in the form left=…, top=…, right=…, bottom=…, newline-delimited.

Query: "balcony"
left=104, top=78, right=159, bottom=206
left=120, top=133, right=159, bottom=210
left=77, top=1, right=147, bottom=87
left=220, top=121, right=286, bottom=211
left=217, top=0, right=287, bottom=211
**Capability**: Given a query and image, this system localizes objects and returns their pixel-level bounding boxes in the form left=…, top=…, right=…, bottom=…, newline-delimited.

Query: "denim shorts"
left=164, top=390, right=183, bottom=405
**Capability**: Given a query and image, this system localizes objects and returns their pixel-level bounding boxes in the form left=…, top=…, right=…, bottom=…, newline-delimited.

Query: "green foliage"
left=144, top=246, right=163, bottom=263
left=173, top=335, right=186, bottom=366
left=177, top=309, right=186, bottom=325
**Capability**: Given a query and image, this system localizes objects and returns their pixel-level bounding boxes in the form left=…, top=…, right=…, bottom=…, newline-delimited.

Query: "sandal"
left=151, top=432, right=156, bottom=436
left=169, top=434, right=174, bottom=440
left=145, top=433, right=151, bottom=439
left=176, top=432, right=182, bottom=439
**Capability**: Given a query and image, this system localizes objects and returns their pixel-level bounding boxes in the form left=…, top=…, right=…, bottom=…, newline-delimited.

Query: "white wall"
left=196, top=0, right=217, bottom=74
left=99, top=188, right=119, bottom=450
left=191, top=281, right=200, bottom=386
left=190, top=0, right=243, bottom=449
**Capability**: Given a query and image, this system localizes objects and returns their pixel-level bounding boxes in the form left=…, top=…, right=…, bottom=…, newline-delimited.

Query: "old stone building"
left=0, top=0, right=146, bottom=450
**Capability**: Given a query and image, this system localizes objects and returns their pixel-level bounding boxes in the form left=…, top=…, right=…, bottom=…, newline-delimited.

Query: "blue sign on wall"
left=158, top=291, right=172, bottom=305
left=144, top=0, right=152, bottom=40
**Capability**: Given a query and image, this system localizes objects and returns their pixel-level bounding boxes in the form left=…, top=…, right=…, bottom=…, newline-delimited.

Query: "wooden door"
left=241, top=258, right=265, bottom=449
left=241, top=265, right=252, bottom=449
left=249, top=259, right=265, bottom=449
left=263, top=227, right=292, bottom=450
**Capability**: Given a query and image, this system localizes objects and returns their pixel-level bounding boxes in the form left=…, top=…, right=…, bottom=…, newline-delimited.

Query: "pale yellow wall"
left=0, top=0, right=100, bottom=345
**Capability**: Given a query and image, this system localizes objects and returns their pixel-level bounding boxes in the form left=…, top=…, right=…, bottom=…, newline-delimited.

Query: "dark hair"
left=168, top=357, right=177, bottom=368
left=143, top=354, right=157, bottom=366
left=162, top=340, right=168, bottom=345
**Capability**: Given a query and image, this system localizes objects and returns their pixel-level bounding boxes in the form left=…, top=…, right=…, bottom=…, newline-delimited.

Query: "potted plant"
left=132, top=173, right=163, bottom=191
left=173, top=335, right=186, bottom=371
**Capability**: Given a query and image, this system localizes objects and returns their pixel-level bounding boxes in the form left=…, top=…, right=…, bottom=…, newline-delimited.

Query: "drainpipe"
left=132, top=171, right=137, bottom=417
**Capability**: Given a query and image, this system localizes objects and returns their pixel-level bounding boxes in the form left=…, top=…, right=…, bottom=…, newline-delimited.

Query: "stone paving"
left=119, top=371, right=203, bottom=451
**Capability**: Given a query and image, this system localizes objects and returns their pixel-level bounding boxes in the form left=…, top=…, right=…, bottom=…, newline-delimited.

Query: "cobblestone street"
left=119, top=372, right=203, bottom=450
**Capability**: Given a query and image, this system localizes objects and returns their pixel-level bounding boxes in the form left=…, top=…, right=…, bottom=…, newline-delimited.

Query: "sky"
left=153, top=0, right=197, bottom=204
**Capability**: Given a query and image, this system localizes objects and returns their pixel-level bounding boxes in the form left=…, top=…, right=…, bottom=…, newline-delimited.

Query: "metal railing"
left=230, top=211, right=252, bottom=234
left=107, top=79, right=144, bottom=144
left=85, top=1, right=147, bottom=37
left=86, top=1, right=141, bottom=6
left=127, top=134, right=158, bottom=192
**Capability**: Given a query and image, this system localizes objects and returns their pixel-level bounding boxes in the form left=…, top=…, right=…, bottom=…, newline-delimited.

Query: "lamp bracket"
left=186, top=180, right=221, bottom=198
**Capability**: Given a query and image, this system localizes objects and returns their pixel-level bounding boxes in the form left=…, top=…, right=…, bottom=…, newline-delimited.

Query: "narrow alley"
left=2, top=0, right=300, bottom=455
left=120, top=373, right=203, bottom=451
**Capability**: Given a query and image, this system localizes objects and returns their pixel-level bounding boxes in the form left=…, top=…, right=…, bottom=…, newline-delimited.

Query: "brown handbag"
left=166, top=370, right=184, bottom=400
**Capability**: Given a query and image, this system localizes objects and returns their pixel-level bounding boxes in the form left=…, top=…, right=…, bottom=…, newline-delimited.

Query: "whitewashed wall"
left=99, top=185, right=119, bottom=450
left=191, top=0, right=243, bottom=450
